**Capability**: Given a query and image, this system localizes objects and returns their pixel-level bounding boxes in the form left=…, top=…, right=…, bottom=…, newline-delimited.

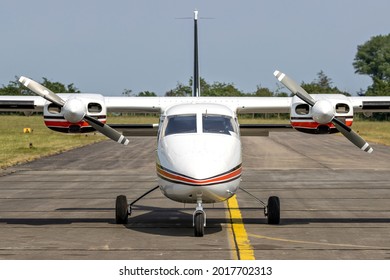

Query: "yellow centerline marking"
left=227, top=195, right=255, bottom=260
left=225, top=211, right=239, bottom=260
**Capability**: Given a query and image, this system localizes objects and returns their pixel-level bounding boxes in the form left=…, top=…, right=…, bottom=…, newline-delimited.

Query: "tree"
left=301, top=70, right=349, bottom=95
left=365, top=78, right=390, bottom=96
left=186, top=77, right=213, bottom=96
left=165, top=82, right=191, bottom=96
left=41, top=78, right=80, bottom=93
left=137, top=91, right=157, bottom=97
left=166, top=77, right=244, bottom=97
left=205, top=82, right=242, bottom=96
left=353, top=34, right=390, bottom=96
left=0, top=77, right=80, bottom=95
left=254, top=86, right=273, bottom=97
left=0, top=76, right=31, bottom=95
left=315, top=70, right=333, bottom=89
left=122, top=89, right=134, bottom=96
left=353, top=34, right=390, bottom=81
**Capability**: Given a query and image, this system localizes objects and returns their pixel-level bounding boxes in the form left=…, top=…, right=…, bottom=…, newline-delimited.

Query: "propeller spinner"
left=274, top=70, right=373, bottom=153
left=19, top=76, right=129, bottom=145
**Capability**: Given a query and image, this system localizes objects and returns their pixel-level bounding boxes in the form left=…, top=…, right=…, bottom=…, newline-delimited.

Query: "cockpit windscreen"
left=164, top=114, right=197, bottom=136
left=203, top=114, right=236, bottom=135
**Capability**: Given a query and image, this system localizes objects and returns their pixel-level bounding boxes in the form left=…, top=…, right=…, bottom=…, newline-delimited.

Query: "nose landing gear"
left=193, top=194, right=206, bottom=237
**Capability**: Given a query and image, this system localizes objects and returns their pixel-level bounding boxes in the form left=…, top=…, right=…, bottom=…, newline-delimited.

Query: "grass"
left=1, top=114, right=389, bottom=168
left=0, top=115, right=105, bottom=168
left=350, top=121, right=390, bottom=147
left=0, top=115, right=162, bottom=168
left=238, top=117, right=390, bottom=146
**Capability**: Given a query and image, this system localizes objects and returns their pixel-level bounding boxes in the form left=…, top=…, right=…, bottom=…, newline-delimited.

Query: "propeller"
left=19, top=76, right=129, bottom=145
left=274, top=70, right=373, bottom=153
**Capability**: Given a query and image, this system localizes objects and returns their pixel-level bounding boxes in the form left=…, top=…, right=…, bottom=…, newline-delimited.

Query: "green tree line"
left=0, top=77, right=80, bottom=95
left=0, top=71, right=349, bottom=98
left=0, top=70, right=357, bottom=97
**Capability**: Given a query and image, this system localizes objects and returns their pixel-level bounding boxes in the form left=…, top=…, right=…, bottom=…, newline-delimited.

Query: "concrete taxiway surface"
left=0, top=132, right=389, bottom=259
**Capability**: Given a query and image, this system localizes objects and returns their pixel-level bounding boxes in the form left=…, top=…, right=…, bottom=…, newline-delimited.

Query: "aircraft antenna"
left=176, top=10, right=214, bottom=97
left=193, top=10, right=200, bottom=97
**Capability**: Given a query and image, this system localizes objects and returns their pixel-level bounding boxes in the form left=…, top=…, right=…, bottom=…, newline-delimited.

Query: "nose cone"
left=312, top=99, right=335, bottom=124
left=159, top=134, right=241, bottom=180
left=63, top=98, right=86, bottom=123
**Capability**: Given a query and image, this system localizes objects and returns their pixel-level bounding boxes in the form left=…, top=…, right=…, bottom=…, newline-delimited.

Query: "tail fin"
left=193, top=10, right=200, bottom=97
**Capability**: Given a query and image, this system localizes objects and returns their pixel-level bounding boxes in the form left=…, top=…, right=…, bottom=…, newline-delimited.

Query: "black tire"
left=116, top=195, right=128, bottom=224
left=267, top=196, right=280, bottom=225
left=194, top=212, right=204, bottom=237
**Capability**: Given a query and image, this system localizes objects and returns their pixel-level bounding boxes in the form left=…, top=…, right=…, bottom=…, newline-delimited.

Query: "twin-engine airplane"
left=1, top=11, right=390, bottom=237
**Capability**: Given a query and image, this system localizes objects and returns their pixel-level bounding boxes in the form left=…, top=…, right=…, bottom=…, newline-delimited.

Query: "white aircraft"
left=1, top=11, right=390, bottom=237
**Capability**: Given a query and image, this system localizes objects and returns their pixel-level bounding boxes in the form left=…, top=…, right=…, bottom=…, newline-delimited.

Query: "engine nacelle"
left=290, top=94, right=353, bottom=134
left=43, top=94, right=107, bottom=133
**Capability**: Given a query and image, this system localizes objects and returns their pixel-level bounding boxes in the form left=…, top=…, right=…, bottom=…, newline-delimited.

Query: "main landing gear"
left=115, top=195, right=129, bottom=224
left=240, top=187, right=280, bottom=224
left=265, top=196, right=280, bottom=225
left=115, top=187, right=278, bottom=236
left=115, top=186, right=160, bottom=224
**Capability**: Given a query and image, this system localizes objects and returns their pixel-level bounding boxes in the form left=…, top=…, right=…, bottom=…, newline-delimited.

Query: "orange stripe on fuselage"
left=157, top=164, right=242, bottom=186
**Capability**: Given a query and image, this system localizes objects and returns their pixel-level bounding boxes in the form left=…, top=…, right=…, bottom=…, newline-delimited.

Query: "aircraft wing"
left=103, top=96, right=293, bottom=114
left=2, top=94, right=390, bottom=114
left=2, top=91, right=390, bottom=145
left=104, top=95, right=390, bottom=115
left=348, top=96, right=390, bottom=113
left=0, top=95, right=46, bottom=113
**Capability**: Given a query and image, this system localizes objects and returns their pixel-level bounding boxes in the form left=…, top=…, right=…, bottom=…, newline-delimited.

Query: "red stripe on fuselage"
left=157, top=165, right=242, bottom=186
left=291, top=120, right=353, bottom=129
left=44, top=119, right=106, bottom=128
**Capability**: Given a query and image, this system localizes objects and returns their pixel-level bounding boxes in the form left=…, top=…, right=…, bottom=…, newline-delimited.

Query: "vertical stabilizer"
left=193, top=10, right=200, bottom=97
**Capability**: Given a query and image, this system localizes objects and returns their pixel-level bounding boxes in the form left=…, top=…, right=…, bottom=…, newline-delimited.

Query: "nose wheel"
left=193, top=195, right=206, bottom=237
left=194, top=211, right=205, bottom=237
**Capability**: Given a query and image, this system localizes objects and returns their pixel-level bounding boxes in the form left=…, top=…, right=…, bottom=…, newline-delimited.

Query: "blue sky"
left=0, top=0, right=389, bottom=96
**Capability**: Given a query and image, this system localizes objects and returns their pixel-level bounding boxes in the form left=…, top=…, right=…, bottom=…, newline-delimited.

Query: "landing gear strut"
left=115, top=186, right=160, bottom=224
left=193, top=195, right=206, bottom=237
left=240, top=187, right=280, bottom=224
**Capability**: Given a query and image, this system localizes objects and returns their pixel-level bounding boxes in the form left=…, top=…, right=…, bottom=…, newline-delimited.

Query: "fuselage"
left=156, top=103, right=242, bottom=203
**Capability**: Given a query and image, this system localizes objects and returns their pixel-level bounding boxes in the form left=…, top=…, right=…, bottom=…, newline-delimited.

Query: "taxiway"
left=0, top=132, right=389, bottom=259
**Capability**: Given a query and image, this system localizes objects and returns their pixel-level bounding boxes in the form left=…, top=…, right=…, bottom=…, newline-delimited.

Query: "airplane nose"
left=181, top=151, right=222, bottom=180
left=161, top=134, right=241, bottom=180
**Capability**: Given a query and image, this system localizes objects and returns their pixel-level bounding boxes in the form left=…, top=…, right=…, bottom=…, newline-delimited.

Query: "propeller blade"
left=84, top=115, right=129, bottom=145
left=19, top=76, right=65, bottom=107
left=332, top=118, right=373, bottom=153
left=274, top=70, right=373, bottom=153
left=19, top=76, right=129, bottom=145
left=273, top=70, right=316, bottom=106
